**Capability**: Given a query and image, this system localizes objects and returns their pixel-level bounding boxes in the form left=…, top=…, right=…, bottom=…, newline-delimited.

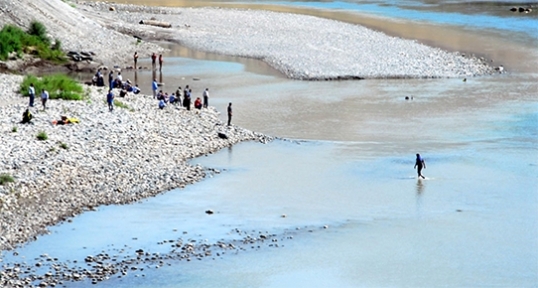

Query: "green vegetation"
left=61, top=0, right=76, bottom=8
left=36, top=131, right=48, bottom=141
left=59, top=142, right=68, bottom=150
left=0, top=21, right=66, bottom=63
left=21, top=74, right=85, bottom=101
left=0, top=174, right=15, bottom=185
left=11, top=126, right=17, bottom=133
left=112, top=99, right=134, bottom=112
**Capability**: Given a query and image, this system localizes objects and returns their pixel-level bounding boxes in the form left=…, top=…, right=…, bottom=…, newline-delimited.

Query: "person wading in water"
left=414, top=153, right=426, bottom=179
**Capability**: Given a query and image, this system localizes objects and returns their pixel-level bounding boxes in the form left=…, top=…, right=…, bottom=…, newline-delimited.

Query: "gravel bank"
left=0, top=73, right=271, bottom=251
left=77, top=1, right=495, bottom=79
left=0, top=0, right=163, bottom=67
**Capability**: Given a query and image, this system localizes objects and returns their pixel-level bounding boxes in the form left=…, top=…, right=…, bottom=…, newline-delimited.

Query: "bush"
left=0, top=174, right=15, bottom=185
left=0, top=25, right=25, bottom=60
left=27, top=21, right=50, bottom=46
left=0, top=22, right=65, bottom=63
left=36, top=131, right=48, bottom=141
left=11, top=126, right=17, bottom=133
left=20, top=74, right=85, bottom=100
left=59, top=142, right=68, bottom=150
left=52, top=38, right=61, bottom=51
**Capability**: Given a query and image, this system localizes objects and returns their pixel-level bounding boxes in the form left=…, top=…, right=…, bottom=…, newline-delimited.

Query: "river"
left=2, top=0, right=537, bottom=287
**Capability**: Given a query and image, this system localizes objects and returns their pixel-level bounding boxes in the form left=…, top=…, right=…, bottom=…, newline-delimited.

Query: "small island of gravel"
left=0, top=0, right=496, bottom=252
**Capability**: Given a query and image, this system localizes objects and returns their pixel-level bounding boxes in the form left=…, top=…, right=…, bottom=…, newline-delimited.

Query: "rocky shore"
left=76, top=1, right=495, bottom=79
left=0, top=0, right=497, bottom=260
left=1, top=0, right=495, bottom=78
left=0, top=73, right=272, bottom=252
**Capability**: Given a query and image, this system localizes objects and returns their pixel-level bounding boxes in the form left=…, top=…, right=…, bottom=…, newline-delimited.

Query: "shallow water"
left=3, top=0, right=538, bottom=287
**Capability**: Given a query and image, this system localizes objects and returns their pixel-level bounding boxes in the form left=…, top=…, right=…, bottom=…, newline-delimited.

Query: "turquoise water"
left=234, top=0, right=538, bottom=38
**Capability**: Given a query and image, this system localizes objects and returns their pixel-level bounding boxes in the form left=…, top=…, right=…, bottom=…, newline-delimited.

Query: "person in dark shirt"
left=414, top=153, right=426, bottom=179
left=227, top=102, right=232, bottom=126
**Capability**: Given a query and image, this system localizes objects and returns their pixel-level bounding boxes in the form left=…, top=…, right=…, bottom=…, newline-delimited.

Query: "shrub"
left=20, top=74, right=85, bottom=100
left=11, top=126, right=17, bottom=133
left=59, top=142, right=68, bottom=150
left=0, top=25, right=24, bottom=60
left=52, top=38, right=61, bottom=51
left=0, top=22, right=66, bottom=63
left=27, top=21, right=50, bottom=46
left=36, top=131, right=48, bottom=141
left=0, top=174, right=15, bottom=185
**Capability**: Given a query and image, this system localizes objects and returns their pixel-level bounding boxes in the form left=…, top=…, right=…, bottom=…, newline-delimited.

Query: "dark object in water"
left=139, top=20, right=172, bottom=28
left=205, top=210, right=214, bottom=215
left=217, top=132, right=228, bottom=139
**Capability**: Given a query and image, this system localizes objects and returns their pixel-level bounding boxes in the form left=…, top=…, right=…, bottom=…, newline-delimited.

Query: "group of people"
left=153, top=81, right=211, bottom=112
left=27, top=83, right=49, bottom=110
left=149, top=52, right=163, bottom=71
left=132, top=51, right=163, bottom=71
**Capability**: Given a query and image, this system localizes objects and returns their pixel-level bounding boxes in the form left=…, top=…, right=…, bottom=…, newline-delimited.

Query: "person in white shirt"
left=28, top=83, right=35, bottom=107
left=203, top=88, right=209, bottom=108
left=41, top=89, right=49, bottom=110
left=116, top=72, right=123, bottom=88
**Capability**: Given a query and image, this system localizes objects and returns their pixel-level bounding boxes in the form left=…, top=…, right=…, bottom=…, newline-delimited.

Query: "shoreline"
left=0, top=72, right=271, bottom=251
left=0, top=0, right=505, bottom=252
left=76, top=2, right=495, bottom=79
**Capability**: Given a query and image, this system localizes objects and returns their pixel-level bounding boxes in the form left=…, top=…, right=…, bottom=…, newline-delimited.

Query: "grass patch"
left=11, top=126, right=17, bottom=133
left=112, top=99, right=134, bottom=112
left=0, top=21, right=66, bottom=63
left=61, top=0, right=76, bottom=8
left=20, top=74, right=85, bottom=100
left=59, top=142, right=68, bottom=150
left=0, top=174, right=15, bottom=185
left=36, top=130, right=48, bottom=141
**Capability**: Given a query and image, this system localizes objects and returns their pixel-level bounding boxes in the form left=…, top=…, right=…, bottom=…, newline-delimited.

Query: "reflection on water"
left=416, top=178, right=425, bottom=195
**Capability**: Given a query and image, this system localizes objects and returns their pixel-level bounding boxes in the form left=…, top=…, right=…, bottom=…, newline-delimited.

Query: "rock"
left=205, top=209, right=214, bottom=215
left=217, top=132, right=228, bottom=139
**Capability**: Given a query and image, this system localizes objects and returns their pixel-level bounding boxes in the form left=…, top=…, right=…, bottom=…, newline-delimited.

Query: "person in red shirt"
left=194, top=97, right=202, bottom=109
left=151, top=53, right=157, bottom=70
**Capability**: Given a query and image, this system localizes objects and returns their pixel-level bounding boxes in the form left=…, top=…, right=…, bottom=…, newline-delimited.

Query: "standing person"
left=414, top=153, right=426, bottom=179
left=184, top=89, right=191, bottom=110
left=203, top=88, right=209, bottom=108
left=28, top=83, right=35, bottom=107
left=227, top=102, right=232, bottom=126
left=158, top=54, right=163, bottom=71
left=40, top=89, right=49, bottom=110
left=133, top=51, right=138, bottom=69
left=176, top=86, right=182, bottom=104
left=108, top=71, right=114, bottom=89
left=107, top=89, right=114, bottom=112
left=183, top=85, right=189, bottom=101
left=152, top=79, right=158, bottom=99
left=151, top=53, right=157, bottom=70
